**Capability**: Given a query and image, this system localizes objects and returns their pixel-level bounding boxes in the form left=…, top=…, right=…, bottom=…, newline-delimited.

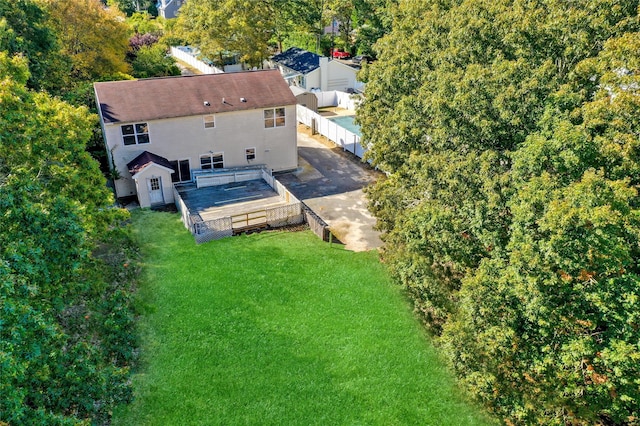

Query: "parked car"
left=331, top=49, right=351, bottom=59
left=352, top=55, right=374, bottom=65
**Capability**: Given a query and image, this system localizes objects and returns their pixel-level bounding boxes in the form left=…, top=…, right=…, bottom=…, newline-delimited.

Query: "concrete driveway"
left=277, top=125, right=384, bottom=252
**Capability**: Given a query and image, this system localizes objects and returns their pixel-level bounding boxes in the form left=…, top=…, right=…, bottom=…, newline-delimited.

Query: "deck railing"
left=173, top=169, right=306, bottom=244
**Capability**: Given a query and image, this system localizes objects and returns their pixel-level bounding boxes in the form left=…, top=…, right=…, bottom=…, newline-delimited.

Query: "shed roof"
left=289, top=86, right=312, bottom=96
left=271, top=47, right=320, bottom=75
left=94, top=69, right=296, bottom=124
left=127, top=151, right=174, bottom=176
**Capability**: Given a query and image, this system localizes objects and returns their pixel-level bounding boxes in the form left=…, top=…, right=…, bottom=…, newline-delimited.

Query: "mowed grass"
left=113, top=210, right=493, bottom=425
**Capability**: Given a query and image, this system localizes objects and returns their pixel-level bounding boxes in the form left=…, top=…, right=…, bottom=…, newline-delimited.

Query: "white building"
left=94, top=70, right=298, bottom=207
left=269, top=47, right=362, bottom=93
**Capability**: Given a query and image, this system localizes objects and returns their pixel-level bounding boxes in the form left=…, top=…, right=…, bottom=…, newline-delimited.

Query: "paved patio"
left=276, top=125, right=384, bottom=252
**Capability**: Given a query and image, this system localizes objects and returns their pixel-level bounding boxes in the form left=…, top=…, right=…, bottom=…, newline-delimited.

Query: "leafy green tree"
left=0, top=0, right=70, bottom=91
left=44, top=0, right=131, bottom=81
left=0, top=52, right=136, bottom=425
left=327, top=0, right=354, bottom=50
left=107, top=0, right=156, bottom=16
left=177, top=0, right=279, bottom=67
left=107, top=0, right=136, bottom=15
left=131, top=43, right=180, bottom=78
left=361, top=0, right=640, bottom=423
left=351, top=0, right=394, bottom=56
left=128, top=10, right=165, bottom=35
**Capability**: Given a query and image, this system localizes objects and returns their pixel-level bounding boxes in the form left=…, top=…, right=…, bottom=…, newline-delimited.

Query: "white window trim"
left=121, top=122, right=150, bottom=146
left=264, top=107, right=286, bottom=128
left=170, top=158, right=191, bottom=183
left=245, top=147, right=256, bottom=161
left=200, top=152, right=224, bottom=170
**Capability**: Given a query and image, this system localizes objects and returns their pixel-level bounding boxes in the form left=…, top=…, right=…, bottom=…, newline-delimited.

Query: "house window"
left=200, top=155, right=212, bottom=169
left=212, top=153, right=224, bottom=168
left=169, top=159, right=191, bottom=183
left=203, top=115, right=215, bottom=128
left=121, top=123, right=149, bottom=145
left=200, top=153, right=224, bottom=170
left=245, top=148, right=256, bottom=161
left=264, top=107, right=285, bottom=128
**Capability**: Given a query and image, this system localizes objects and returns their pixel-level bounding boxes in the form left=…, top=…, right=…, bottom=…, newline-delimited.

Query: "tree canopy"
left=175, top=0, right=392, bottom=66
left=0, top=1, right=151, bottom=422
left=0, top=0, right=69, bottom=91
left=0, top=51, right=139, bottom=424
left=44, top=0, right=131, bottom=81
left=360, top=0, right=640, bottom=423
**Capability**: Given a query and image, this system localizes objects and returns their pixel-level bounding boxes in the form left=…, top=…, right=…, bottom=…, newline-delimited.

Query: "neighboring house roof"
left=127, top=151, right=175, bottom=176
left=271, top=47, right=320, bottom=75
left=94, top=69, right=296, bottom=124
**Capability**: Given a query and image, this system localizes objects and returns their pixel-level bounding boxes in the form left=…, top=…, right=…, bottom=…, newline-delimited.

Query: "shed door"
left=147, top=177, right=164, bottom=205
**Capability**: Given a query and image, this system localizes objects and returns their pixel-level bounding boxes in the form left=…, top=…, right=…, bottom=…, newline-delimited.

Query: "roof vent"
left=222, top=97, right=226, bottom=104
left=203, top=101, right=210, bottom=106
left=240, top=97, right=247, bottom=102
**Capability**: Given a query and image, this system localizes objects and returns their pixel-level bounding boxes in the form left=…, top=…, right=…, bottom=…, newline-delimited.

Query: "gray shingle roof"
left=94, top=69, right=296, bottom=124
left=271, top=47, right=320, bottom=75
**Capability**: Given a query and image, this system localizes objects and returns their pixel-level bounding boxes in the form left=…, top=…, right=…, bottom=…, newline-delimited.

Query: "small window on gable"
left=246, top=148, right=256, bottom=161
left=204, top=115, right=215, bottom=128
left=264, top=107, right=286, bottom=128
left=121, top=123, right=149, bottom=145
left=275, top=107, right=285, bottom=127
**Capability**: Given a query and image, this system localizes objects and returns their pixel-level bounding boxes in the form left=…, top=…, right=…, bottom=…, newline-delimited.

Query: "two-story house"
left=94, top=69, right=297, bottom=208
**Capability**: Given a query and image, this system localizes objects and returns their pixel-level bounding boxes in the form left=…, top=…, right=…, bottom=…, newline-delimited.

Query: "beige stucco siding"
left=106, top=106, right=297, bottom=200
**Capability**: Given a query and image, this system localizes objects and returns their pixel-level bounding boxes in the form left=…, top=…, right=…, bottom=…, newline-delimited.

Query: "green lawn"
left=113, top=210, right=493, bottom=425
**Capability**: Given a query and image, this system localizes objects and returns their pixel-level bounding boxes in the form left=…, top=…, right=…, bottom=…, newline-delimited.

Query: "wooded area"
left=360, top=1, right=640, bottom=424
left=0, top=0, right=160, bottom=423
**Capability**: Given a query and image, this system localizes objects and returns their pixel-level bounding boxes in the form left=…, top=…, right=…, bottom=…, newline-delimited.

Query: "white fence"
left=194, top=167, right=265, bottom=188
left=173, top=186, right=193, bottom=231
left=170, top=46, right=224, bottom=74
left=296, top=105, right=366, bottom=159
left=313, top=90, right=362, bottom=110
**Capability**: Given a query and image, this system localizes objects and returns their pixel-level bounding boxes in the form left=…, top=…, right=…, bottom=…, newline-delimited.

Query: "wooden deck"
left=176, top=180, right=289, bottom=222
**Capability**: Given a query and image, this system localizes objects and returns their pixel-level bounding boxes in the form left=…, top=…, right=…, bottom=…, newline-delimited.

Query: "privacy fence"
left=314, top=90, right=362, bottom=110
left=296, top=104, right=367, bottom=159
left=170, top=46, right=224, bottom=74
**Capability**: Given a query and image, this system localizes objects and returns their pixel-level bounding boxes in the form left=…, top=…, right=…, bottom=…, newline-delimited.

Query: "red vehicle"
left=331, top=49, right=351, bottom=59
